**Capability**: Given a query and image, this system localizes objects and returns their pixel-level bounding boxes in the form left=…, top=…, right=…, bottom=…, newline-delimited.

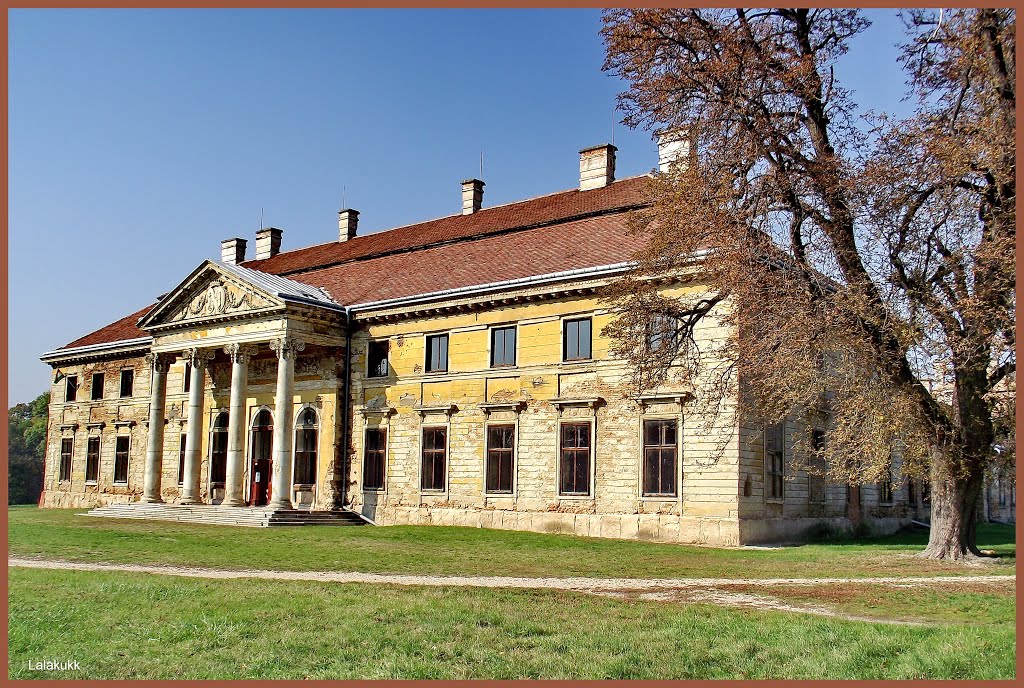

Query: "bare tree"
left=601, top=8, right=1014, bottom=559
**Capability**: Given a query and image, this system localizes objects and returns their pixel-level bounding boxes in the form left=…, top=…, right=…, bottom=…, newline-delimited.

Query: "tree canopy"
left=601, top=8, right=1014, bottom=559
left=8, top=392, right=50, bottom=505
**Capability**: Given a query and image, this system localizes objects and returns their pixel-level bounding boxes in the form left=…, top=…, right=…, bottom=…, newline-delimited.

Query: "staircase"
left=83, top=502, right=367, bottom=528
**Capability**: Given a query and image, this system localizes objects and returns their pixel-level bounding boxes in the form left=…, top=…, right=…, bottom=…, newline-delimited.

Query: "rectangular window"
left=563, top=317, right=592, bottom=361
left=183, top=363, right=191, bottom=393
left=642, top=419, right=678, bottom=496
left=85, top=436, right=100, bottom=483
left=367, top=340, right=389, bottom=378
left=65, top=375, right=78, bottom=402
left=559, top=422, right=591, bottom=495
left=91, top=373, right=104, bottom=400
left=420, top=427, right=447, bottom=491
left=490, top=326, right=517, bottom=368
left=908, top=479, right=917, bottom=506
left=765, top=422, right=785, bottom=500
left=119, top=369, right=134, bottom=398
left=807, top=428, right=826, bottom=503
left=113, top=436, right=130, bottom=484
left=210, top=428, right=228, bottom=484
left=293, top=425, right=316, bottom=485
left=178, top=434, right=186, bottom=485
left=59, top=438, right=73, bottom=481
left=878, top=459, right=894, bottom=503
left=425, top=334, right=449, bottom=373
left=485, top=424, right=515, bottom=494
left=647, top=315, right=679, bottom=353
left=363, top=428, right=387, bottom=490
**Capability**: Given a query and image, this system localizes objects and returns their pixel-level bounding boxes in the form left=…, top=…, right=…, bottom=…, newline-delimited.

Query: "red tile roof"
left=61, top=304, right=155, bottom=350
left=242, top=175, right=651, bottom=275
left=55, top=175, right=652, bottom=351
left=298, top=212, right=647, bottom=306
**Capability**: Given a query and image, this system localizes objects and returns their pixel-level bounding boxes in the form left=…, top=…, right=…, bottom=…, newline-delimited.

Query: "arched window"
left=293, top=406, right=319, bottom=486
left=210, top=412, right=229, bottom=484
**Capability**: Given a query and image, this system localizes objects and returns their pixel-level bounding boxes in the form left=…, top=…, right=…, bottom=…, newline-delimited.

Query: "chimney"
left=254, top=227, right=282, bottom=260
left=221, top=237, right=247, bottom=265
left=461, top=179, right=484, bottom=215
left=338, top=209, right=359, bottom=242
left=579, top=144, right=616, bottom=191
left=657, top=129, right=690, bottom=173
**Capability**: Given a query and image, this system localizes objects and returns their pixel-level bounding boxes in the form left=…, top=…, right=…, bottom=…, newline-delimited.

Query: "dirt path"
left=9, top=556, right=1014, bottom=626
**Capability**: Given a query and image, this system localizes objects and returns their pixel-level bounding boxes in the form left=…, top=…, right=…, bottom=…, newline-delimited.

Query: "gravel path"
left=10, top=556, right=1013, bottom=626
left=8, top=555, right=1014, bottom=590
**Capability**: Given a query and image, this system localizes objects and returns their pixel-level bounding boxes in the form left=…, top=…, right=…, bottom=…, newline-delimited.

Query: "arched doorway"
left=249, top=409, right=273, bottom=506
left=209, top=411, right=229, bottom=502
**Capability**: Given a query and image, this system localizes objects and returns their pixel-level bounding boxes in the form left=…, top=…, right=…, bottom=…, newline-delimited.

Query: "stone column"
left=141, top=353, right=172, bottom=503
left=181, top=347, right=215, bottom=505
left=223, top=343, right=256, bottom=507
left=269, top=336, right=304, bottom=509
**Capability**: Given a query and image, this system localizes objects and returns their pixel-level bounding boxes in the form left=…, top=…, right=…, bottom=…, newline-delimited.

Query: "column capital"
left=270, top=337, right=305, bottom=360
left=145, top=352, right=175, bottom=374
left=224, top=342, right=259, bottom=364
left=182, top=347, right=216, bottom=367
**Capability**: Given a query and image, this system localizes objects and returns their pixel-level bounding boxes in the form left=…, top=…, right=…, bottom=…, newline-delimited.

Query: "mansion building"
left=40, top=141, right=921, bottom=545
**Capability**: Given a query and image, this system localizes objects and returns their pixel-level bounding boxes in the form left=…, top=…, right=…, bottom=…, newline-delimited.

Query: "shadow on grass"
left=802, top=521, right=1016, bottom=558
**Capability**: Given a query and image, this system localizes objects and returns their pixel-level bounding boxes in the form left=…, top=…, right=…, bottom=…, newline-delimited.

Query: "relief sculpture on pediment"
left=171, top=278, right=274, bottom=322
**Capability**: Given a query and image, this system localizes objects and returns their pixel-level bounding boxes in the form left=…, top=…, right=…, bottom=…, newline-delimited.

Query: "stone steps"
left=83, top=503, right=368, bottom=528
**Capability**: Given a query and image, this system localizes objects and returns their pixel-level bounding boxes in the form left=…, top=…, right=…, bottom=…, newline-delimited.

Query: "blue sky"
left=8, top=8, right=915, bottom=404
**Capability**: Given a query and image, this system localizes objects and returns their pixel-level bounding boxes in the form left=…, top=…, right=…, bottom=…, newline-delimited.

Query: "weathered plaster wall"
left=346, top=288, right=744, bottom=546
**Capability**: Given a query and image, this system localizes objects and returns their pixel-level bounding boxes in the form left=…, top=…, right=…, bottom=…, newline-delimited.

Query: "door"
left=249, top=409, right=273, bottom=507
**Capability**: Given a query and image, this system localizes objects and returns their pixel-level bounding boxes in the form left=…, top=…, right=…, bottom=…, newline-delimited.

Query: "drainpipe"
left=338, top=314, right=352, bottom=511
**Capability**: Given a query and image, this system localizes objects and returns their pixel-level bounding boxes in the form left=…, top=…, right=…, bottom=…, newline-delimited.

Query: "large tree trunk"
left=920, top=461, right=984, bottom=560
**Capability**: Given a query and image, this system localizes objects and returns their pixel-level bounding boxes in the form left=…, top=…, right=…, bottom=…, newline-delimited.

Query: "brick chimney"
left=579, top=144, right=616, bottom=191
left=657, top=129, right=690, bottom=173
left=338, top=209, right=359, bottom=242
left=254, top=227, right=282, bottom=260
left=221, top=238, right=247, bottom=265
left=461, top=179, right=484, bottom=215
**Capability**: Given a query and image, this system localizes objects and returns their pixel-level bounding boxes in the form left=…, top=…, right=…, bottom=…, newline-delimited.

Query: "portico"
left=134, top=260, right=347, bottom=510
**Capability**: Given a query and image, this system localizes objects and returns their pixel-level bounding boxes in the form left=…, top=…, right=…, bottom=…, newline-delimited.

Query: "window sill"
left=764, top=497, right=784, bottom=504
left=558, top=493, right=593, bottom=500
left=85, top=481, right=98, bottom=486
left=112, top=480, right=128, bottom=486
left=641, top=494, right=678, bottom=501
left=489, top=365, right=518, bottom=371
left=560, top=358, right=593, bottom=365
left=485, top=492, right=515, bottom=498
left=362, top=487, right=386, bottom=493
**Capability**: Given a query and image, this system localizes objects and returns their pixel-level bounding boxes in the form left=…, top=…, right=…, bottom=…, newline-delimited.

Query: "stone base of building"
left=39, top=490, right=138, bottom=510
left=362, top=505, right=743, bottom=547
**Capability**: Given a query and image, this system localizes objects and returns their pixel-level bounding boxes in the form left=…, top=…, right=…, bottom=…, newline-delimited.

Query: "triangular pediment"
left=138, top=260, right=285, bottom=331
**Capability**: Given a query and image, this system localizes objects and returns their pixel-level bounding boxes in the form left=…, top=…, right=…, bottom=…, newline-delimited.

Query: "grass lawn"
left=7, top=506, right=1016, bottom=579
left=7, top=567, right=1016, bottom=680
